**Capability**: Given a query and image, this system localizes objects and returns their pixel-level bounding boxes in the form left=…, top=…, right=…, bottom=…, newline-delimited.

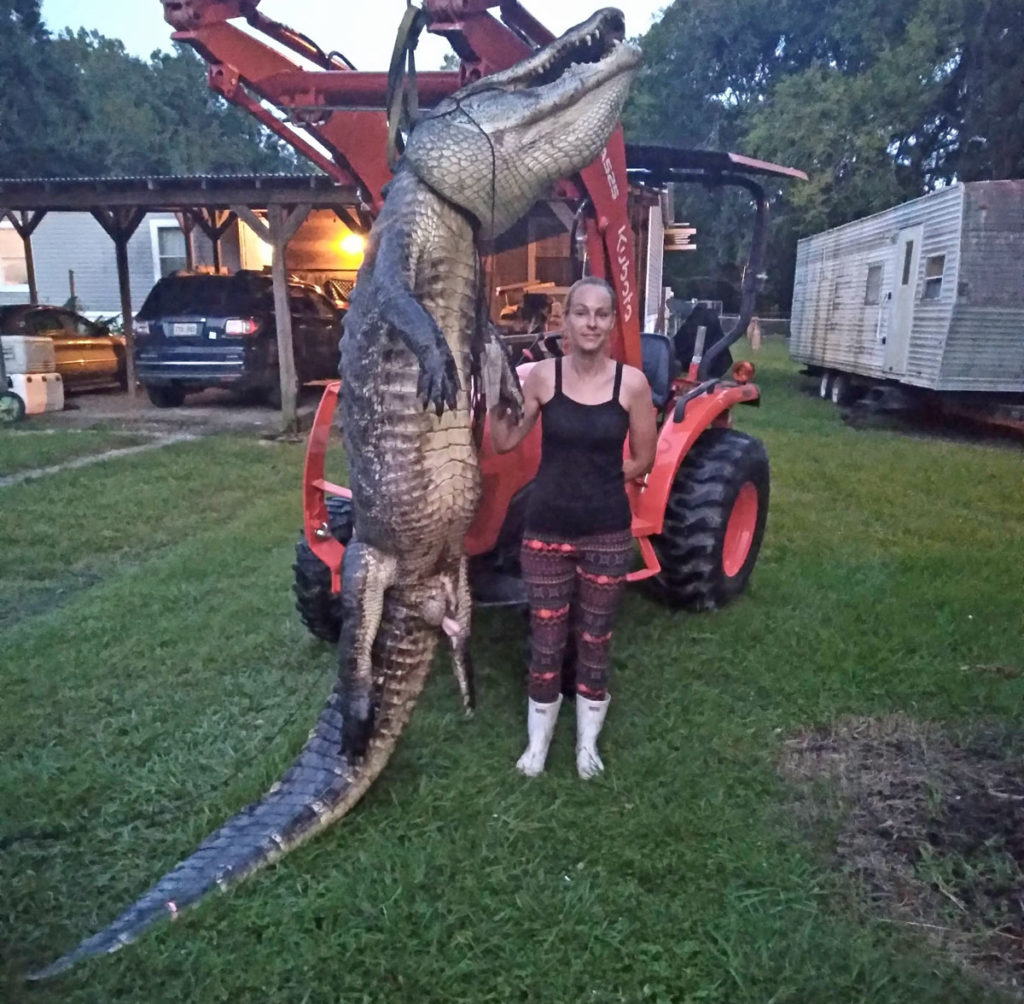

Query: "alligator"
left=28, top=8, right=639, bottom=981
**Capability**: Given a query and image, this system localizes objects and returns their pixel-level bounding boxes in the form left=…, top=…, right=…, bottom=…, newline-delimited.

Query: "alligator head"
left=403, top=7, right=641, bottom=237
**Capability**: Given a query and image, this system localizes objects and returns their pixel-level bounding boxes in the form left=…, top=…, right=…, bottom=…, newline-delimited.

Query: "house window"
left=922, top=254, right=945, bottom=300
left=864, top=263, right=883, bottom=305
left=150, top=220, right=188, bottom=279
left=0, top=224, right=28, bottom=289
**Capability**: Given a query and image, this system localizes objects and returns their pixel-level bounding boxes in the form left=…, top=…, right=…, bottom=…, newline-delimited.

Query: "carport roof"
left=0, top=173, right=362, bottom=211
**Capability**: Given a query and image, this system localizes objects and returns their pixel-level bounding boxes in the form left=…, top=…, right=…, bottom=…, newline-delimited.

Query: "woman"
left=489, top=276, right=657, bottom=779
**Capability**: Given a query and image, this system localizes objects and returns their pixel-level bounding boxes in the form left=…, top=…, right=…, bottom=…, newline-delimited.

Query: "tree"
left=0, top=1, right=91, bottom=176
left=930, top=0, right=1024, bottom=182
left=52, top=32, right=303, bottom=176
left=624, top=0, right=1024, bottom=313
left=0, top=11, right=303, bottom=178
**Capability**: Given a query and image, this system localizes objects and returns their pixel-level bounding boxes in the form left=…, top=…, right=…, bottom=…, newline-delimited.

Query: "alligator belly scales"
left=29, top=9, right=638, bottom=980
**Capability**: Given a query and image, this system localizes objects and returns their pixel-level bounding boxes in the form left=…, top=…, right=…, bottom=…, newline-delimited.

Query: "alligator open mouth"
left=460, top=8, right=635, bottom=96
left=527, top=10, right=627, bottom=87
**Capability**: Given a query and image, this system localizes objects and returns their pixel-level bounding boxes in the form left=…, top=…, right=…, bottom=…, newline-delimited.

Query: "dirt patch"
left=780, top=714, right=1024, bottom=996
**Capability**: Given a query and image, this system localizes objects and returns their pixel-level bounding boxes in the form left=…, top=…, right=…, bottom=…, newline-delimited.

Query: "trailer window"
left=923, top=255, right=945, bottom=300
left=901, top=241, right=915, bottom=285
left=864, top=264, right=883, bottom=305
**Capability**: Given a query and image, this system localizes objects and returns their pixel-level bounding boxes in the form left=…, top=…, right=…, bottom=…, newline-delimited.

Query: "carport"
left=0, top=174, right=366, bottom=429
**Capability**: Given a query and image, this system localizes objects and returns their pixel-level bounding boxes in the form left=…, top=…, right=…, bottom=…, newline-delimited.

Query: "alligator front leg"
left=374, top=228, right=460, bottom=415
left=479, top=322, right=525, bottom=421
left=338, top=539, right=398, bottom=759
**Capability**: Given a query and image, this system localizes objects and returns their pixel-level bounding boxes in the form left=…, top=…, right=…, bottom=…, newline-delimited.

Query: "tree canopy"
left=624, top=0, right=1024, bottom=312
left=0, top=2, right=301, bottom=178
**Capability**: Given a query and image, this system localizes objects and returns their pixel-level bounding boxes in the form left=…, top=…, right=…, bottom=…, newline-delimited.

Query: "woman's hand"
left=489, top=363, right=547, bottom=454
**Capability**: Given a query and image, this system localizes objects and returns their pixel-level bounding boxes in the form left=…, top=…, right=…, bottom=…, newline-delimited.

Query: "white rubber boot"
left=575, top=694, right=610, bottom=779
left=515, top=695, right=563, bottom=777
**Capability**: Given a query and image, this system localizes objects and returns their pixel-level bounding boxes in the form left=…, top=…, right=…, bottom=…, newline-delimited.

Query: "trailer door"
left=883, top=225, right=922, bottom=376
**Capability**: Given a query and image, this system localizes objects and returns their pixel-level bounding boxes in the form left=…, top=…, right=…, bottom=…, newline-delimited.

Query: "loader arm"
left=160, top=0, right=640, bottom=362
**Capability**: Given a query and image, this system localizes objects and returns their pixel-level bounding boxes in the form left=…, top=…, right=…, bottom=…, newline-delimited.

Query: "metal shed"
left=790, top=180, right=1024, bottom=395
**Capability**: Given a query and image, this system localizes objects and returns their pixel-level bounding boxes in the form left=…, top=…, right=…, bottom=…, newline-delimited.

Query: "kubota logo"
left=615, top=224, right=634, bottom=322
left=601, top=147, right=619, bottom=200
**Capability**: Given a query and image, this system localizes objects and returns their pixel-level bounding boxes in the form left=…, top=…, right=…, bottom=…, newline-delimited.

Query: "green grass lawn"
left=2, top=342, right=1022, bottom=1003
left=0, top=427, right=153, bottom=479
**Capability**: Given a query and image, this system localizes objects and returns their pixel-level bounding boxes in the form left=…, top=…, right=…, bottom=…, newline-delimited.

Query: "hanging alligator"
left=28, top=9, right=640, bottom=982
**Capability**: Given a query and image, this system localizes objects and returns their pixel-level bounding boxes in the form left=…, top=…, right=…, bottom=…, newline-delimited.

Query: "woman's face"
left=564, top=284, right=615, bottom=355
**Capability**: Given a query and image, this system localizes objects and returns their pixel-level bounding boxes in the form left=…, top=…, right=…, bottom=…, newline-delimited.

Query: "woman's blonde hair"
left=565, top=276, right=617, bottom=314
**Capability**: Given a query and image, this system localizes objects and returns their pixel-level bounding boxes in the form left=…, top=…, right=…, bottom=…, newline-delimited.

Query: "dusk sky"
left=40, top=1, right=667, bottom=69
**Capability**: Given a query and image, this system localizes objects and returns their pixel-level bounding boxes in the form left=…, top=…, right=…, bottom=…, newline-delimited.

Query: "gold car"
left=0, top=305, right=127, bottom=392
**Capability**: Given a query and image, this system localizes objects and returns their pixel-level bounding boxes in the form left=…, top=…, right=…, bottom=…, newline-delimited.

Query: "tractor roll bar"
left=700, top=173, right=767, bottom=382
left=626, top=144, right=804, bottom=381
left=663, top=172, right=769, bottom=381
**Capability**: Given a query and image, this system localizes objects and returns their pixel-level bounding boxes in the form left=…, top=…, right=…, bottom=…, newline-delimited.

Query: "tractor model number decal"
left=601, top=147, right=620, bottom=200
left=616, top=224, right=634, bottom=322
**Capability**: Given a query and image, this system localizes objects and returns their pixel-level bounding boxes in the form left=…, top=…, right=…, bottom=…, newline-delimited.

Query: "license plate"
left=171, top=322, right=198, bottom=336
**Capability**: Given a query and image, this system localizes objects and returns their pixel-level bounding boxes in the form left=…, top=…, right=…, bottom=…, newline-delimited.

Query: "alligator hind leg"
left=417, top=563, right=475, bottom=714
left=338, top=539, right=398, bottom=759
left=448, top=556, right=475, bottom=715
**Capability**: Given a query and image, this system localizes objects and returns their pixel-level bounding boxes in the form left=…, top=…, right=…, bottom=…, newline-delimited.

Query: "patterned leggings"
left=520, top=528, right=634, bottom=703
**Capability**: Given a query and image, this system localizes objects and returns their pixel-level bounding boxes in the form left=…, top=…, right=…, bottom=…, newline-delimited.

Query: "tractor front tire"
left=293, top=496, right=354, bottom=642
left=651, top=428, right=769, bottom=610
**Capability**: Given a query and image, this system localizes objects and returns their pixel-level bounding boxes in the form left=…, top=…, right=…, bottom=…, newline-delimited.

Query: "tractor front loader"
left=162, top=1, right=804, bottom=640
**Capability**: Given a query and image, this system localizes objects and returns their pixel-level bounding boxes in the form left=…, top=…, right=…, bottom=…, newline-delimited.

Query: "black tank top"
left=525, top=357, right=632, bottom=537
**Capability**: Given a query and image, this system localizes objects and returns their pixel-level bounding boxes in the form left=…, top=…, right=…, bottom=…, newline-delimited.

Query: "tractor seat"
left=640, top=332, right=673, bottom=408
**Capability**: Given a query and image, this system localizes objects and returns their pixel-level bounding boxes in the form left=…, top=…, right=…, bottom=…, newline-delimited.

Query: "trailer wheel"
left=818, top=371, right=833, bottom=399
left=293, top=496, right=353, bottom=642
left=651, top=428, right=770, bottom=610
left=829, top=372, right=858, bottom=406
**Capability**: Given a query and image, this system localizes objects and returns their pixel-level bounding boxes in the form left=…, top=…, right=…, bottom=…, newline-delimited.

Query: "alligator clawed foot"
left=340, top=697, right=375, bottom=760
left=417, top=344, right=460, bottom=415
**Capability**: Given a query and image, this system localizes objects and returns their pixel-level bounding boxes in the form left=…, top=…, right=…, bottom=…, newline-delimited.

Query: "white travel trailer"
left=789, top=180, right=1024, bottom=423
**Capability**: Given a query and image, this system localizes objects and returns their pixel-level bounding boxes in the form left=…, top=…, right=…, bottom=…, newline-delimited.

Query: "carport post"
left=92, top=208, right=145, bottom=397
left=192, top=209, right=236, bottom=274
left=175, top=211, right=196, bottom=271
left=232, top=203, right=311, bottom=432
left=3, top=210, right=46, bottom=305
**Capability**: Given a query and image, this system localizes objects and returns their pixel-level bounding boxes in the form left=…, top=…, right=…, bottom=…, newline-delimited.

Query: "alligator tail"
left=28, top=598, right=439, bottom=981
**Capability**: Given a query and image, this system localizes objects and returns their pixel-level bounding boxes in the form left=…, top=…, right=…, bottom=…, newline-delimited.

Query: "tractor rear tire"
left=651, top=428, right=769, bottom=610
left=293, top=496, right=354, bottom=642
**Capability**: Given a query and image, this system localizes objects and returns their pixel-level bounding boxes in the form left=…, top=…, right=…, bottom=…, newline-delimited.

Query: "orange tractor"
left=164, top=1, right=804, bottom=635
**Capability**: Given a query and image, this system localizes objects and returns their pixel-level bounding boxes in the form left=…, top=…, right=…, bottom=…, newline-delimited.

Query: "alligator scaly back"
left=28, top=599, right=438, bottom=981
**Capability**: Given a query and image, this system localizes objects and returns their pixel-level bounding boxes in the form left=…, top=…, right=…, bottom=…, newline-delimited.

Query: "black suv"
left=134, top=271, right=342, bottom=407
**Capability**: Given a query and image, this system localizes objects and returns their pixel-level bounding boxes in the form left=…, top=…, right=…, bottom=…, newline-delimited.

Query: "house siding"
left=0, top=212, right=242, bottom=317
